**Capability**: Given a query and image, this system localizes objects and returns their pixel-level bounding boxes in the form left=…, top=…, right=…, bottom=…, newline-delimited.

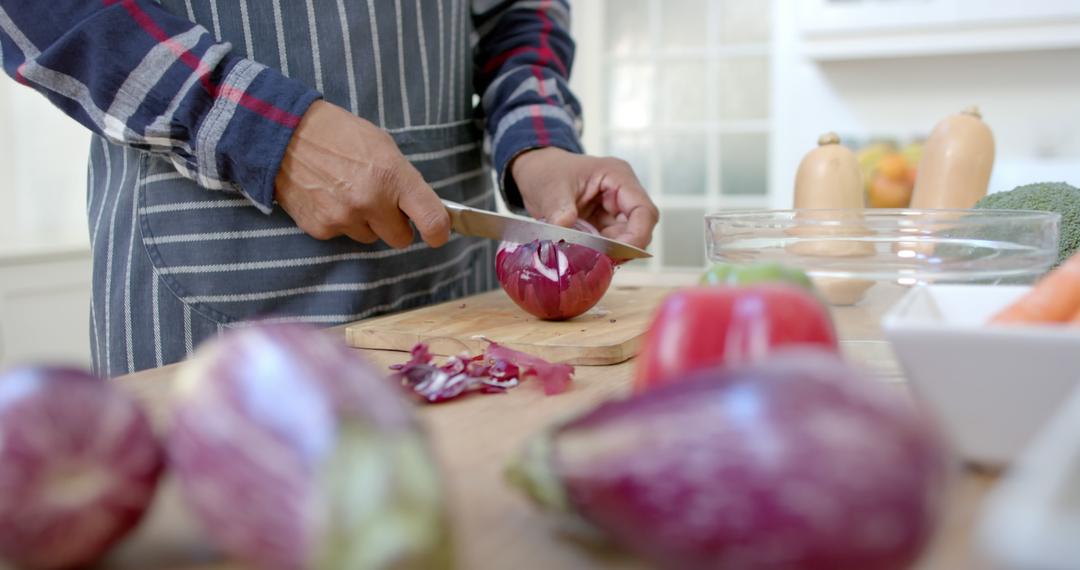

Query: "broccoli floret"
left=975, top=182, right=1080, bottom=267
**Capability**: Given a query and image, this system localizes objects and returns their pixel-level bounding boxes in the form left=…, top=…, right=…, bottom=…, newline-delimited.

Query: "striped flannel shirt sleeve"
left=0, top=0, right=321, bottom=213
left=472, top=0, right=584, bottom=212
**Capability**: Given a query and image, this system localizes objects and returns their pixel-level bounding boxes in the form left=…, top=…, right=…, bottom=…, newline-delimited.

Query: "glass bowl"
left=705, top=208, right=1061, bottom=379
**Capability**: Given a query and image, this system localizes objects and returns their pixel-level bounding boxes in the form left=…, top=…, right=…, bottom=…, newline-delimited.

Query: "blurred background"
left=570, top=0, right=1080, bottom=271
left=1, top=0, right=1079, bottom=367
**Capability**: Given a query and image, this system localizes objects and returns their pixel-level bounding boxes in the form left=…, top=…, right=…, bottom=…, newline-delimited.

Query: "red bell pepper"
left=633, top=284, right=839, bottom=393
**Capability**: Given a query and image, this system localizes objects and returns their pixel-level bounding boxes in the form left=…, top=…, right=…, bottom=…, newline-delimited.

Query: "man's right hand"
left=274, top=101, right=451, bottom=248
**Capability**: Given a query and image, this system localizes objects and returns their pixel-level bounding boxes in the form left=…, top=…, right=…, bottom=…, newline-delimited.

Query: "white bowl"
left=882, top=284, right=1080, bottom=466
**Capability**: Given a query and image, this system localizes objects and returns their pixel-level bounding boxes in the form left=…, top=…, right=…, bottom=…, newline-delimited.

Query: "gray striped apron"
left=87, top=0, right=496, bottom=377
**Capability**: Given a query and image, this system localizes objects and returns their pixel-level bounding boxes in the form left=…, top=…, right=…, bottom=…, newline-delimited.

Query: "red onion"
left=0, top=366, right=163, bottom=570
left=508, top=349, right=949, bottom=570
left=484, top=341, right=574, bottom=395
left=496, top=220, right=615, bottom=320
left=391, top=340, right=574, bottom=403
left=168, top=324, right=451, bottom=570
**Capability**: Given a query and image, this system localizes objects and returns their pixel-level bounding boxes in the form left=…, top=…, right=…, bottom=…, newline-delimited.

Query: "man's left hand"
left=510, top=148, right=660, bottom=249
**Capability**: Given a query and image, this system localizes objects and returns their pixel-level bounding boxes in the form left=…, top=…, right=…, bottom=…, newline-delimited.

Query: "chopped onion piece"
left=390, top=341, right=574, bottom=402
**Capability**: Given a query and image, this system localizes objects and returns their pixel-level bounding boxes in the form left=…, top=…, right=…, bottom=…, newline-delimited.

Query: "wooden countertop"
left=103, top=288, right=998, bottom=570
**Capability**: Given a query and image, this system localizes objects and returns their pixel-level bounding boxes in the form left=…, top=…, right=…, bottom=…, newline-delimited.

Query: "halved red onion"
left=0, top=366, right=163, bottom=570
left=168, top=324, right=450, bottom=570
left=496, top=220, right=615, bottom=320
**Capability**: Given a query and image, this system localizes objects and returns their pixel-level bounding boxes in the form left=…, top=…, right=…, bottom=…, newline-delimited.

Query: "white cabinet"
left=795, top=0, right=1080, bottom=60
left=0, top=246, right=92, bottom=369
left=798, top=0, right=1080, bottom=34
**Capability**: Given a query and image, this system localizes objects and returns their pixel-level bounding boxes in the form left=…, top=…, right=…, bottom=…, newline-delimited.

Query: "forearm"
left=472, top=0, right=584, bottom=211
left=0, top=0, right=320, bottom=212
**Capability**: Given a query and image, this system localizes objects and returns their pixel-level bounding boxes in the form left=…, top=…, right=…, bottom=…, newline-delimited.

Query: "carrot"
left=992, top=252, right=1080, bottom=324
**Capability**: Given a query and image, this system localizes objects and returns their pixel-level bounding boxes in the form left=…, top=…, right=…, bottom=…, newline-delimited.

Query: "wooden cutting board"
left=344, top=286, right=672, bottom=365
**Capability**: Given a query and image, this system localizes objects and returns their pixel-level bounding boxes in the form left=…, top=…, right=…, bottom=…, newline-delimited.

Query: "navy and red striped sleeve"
left=0, top=0, right=320, bottom=213
left=473, top=0, right=584, bottom=212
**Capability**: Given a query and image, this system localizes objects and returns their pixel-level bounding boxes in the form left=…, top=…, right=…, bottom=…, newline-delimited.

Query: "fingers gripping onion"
left=496, top=221, right=615, bottom=321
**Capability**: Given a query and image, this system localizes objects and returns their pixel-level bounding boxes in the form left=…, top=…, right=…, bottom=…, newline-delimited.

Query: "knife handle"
left=441, top=199, right=466, bottom=211
left=442, top=199, right=476, bottom=236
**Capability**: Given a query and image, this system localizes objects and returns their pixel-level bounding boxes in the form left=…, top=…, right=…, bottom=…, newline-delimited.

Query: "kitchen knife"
left=442, top=200, right=652, bottom=260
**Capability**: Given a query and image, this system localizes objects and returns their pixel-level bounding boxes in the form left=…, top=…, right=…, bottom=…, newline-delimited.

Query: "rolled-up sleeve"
left=0, top=0, right=321, bottom=213
left=472, top=0, right=584, bottom=212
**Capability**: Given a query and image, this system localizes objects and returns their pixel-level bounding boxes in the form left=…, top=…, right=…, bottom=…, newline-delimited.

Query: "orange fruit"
left=876, top=153, right=909, bottom=181
left=869, top=173, right=913, bottom=208
left=906, top=166, right=918, bottom=187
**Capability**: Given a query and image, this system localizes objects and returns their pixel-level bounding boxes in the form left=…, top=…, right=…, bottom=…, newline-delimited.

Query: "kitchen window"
left=573, top=0, right=775, bottom=272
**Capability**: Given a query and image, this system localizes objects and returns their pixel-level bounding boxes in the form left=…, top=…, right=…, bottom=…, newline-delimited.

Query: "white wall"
left=0, top=76, right=94, bottom=368
left=0, top=80, right=91, bottom=244
left=0, top=76, right=9, bottom=203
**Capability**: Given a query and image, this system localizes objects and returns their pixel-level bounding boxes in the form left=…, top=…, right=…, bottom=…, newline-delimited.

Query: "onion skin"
left=509, top=349, right=949, bottom=570
left=496, top=221, right=615, bottom=321
left=391, top=340, right=573, bottom=402
left=169, top=324, right=452, bottom=570
left=0, top=367, right=163, bottom=570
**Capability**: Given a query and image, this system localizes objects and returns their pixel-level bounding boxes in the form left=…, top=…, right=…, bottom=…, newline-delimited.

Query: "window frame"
left=570, top=0, right=777, bottom=272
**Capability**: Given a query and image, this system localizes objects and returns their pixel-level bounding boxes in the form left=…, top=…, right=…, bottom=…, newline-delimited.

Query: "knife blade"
left=442, top=200, right=652, bottom=260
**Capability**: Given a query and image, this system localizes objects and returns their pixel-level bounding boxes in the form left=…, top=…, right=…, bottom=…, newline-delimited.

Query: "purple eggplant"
left=0, top=367, right=163, bottom=569
left=169, top=324, right=452, bottom=570
left=507, top=348, right=949, bottom=570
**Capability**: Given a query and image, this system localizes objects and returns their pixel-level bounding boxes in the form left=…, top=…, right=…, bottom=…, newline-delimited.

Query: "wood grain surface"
left=344, top=286, right=672, bottom=365
left=101, top=287, right=998, bottom=570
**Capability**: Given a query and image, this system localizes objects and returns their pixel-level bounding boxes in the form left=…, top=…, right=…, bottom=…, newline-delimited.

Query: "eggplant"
left=0, top=366, right=163, bottom=569
left=168, top=324, right=452, bottom=570
left=507, top=348, right=949, bottom=570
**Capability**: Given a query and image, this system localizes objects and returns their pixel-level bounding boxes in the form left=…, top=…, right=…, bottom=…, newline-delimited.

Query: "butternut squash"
left=794, top=132, right=865, bottom=209
left=910, top=106, right=995, bottom=209
left=787, top=133, right=875, bottom=305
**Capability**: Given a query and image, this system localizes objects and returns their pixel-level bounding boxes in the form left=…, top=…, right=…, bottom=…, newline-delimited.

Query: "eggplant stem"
left=504, top=431, right=571, bottom=514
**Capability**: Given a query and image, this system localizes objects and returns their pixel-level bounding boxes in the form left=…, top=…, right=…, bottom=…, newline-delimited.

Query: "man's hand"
left=510, top=147, right=660, bottom=249
left=274, top=101, right=451, bottom=248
